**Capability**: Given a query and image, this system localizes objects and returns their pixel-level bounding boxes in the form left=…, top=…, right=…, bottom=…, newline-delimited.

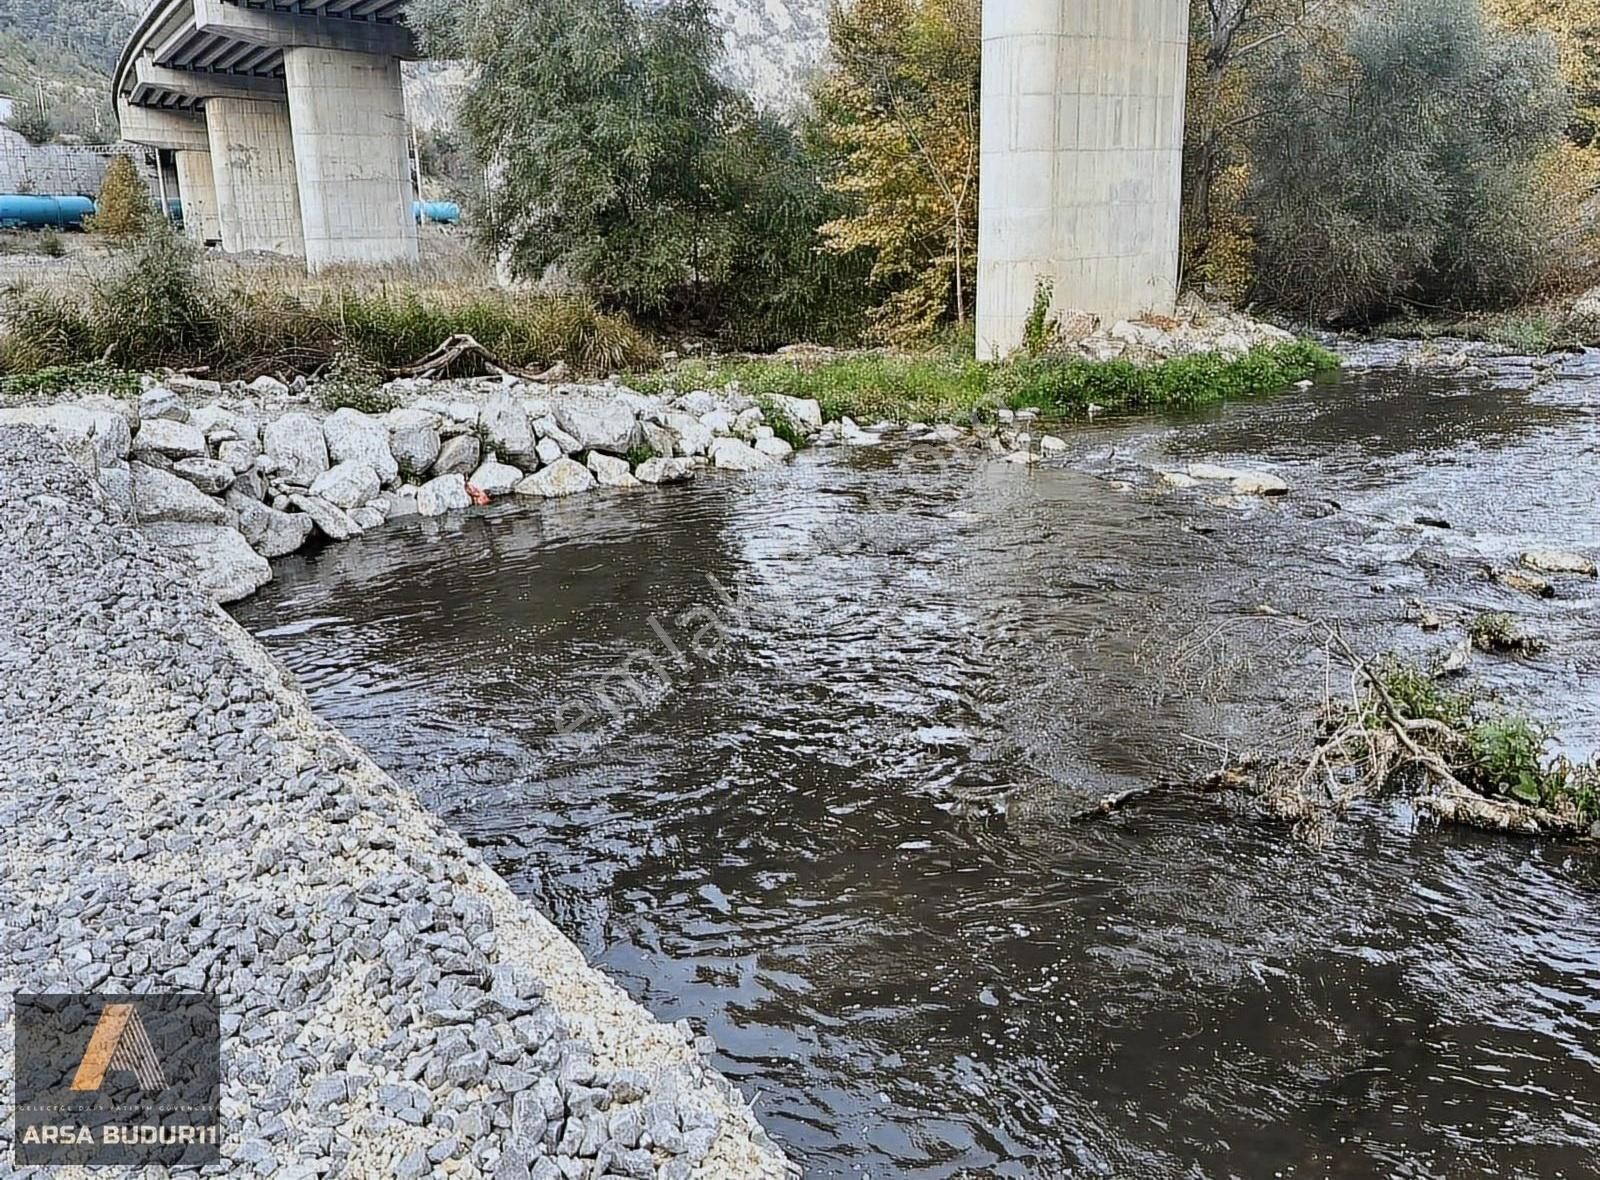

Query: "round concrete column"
left=205, top=97, right=305, bottom=257
left=975, top=0, right=1190, bottom=358
left=282, top=47, right=418, bottom=271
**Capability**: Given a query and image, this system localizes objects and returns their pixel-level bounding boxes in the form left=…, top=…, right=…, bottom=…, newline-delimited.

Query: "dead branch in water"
left=389, top=334, right=569, bottom=383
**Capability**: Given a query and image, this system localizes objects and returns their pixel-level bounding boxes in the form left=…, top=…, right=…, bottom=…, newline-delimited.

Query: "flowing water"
left=233, top=350, right=1600, bottom=1178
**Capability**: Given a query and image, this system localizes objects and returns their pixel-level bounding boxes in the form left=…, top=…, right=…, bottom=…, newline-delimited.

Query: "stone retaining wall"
left=0, top=426, right=796, bottom=1179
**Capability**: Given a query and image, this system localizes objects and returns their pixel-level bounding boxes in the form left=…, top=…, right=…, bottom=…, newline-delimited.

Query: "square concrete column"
left=976, top=0, right=1190, bottom=358
left=205, top=98, right=305, bottom=257
left=282, top=47, right=418, bottom=271
left=175, top=149, right=222, bottom=245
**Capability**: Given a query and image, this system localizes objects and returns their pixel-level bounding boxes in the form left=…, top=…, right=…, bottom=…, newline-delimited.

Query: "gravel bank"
left=0, top=426, right=795, bottom=1179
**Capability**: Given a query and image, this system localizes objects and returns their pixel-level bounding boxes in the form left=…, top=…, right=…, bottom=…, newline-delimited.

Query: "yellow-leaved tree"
left=90, top=154, right=153, bottom=238
left=815, top=0, right=979, bottom=343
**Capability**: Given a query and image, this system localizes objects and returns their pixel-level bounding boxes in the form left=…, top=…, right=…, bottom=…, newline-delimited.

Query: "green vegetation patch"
left=639, top=340, right=1337, bottom=426
left=0, top=361, right=139, bottom=404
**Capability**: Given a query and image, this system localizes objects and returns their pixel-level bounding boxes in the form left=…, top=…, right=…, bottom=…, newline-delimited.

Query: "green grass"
left=0, top=360, right=139, bottom=404
left=636, top=340, right=1338, bottom=425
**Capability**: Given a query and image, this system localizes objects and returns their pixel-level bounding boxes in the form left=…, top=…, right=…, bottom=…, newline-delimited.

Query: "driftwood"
left=388, top=334, right=569, bottom=383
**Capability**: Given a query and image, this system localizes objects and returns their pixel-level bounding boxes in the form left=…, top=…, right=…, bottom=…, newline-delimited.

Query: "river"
left=233, top=348, right=1600, bottom=1178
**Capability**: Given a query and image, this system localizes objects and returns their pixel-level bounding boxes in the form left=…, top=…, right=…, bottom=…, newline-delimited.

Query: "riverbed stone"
left=386, top=408, right=443, bottom=479
left=141, top=520, right=272, bottom=602
left=431, top=435, right=481, bottom=478
left=709, top=437, right=776, bottom=472
left=418, top=472, right=472, bottom=516
left=553, top=399, right=640, bottom=456
left=533, top=417, right=583, bottom=456
left=134, top=417, right=208, bottom=461
left=641, top=421, right=676, bottom=459
left=471, top=457, right=525, bottom=497
left=264, top=413, right=330, bottom=486
left=131, top=460, right=232, bottom=525
left=249, top=374, right=290, bottom=398
left=753, top=436, right=793, bottom=460
left=587, top=451, right=639, bottom=489
left=634, top=457, right=696, bottom=485
left=171, top=456, right=236, bottom=495
left=310, top=460, right=382, bottom=511
left=325, top=409, right=399, bottom=485
left=289, top=493, right=362, bottom=540
left=1520, top=550, right=1596, bottom=577
left=515, top=457, right=595, bottom=498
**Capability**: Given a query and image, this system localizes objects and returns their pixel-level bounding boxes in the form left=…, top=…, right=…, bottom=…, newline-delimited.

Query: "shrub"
left=4, top=99, right=53, bottom=146
left=1247, top=0, right=1571, bottom=323
left=89, top=155, right=155, bottom=238
left=445, top=0, right=862, bottom=349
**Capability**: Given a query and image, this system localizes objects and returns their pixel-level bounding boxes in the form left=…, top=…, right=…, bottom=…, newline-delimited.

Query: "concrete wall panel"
left=283, top=47, right=417, bottom=271
left=175, top=148, right=222, bottom=245
left=206, top=98, right=304, bottom=257
left=976, top=0, right=1190, bottom=358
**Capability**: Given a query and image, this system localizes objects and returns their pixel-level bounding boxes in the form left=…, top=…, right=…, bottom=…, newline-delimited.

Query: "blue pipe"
left=0, top=195, right=96, bottom=229
left=413, top=200, right=461, bottom=225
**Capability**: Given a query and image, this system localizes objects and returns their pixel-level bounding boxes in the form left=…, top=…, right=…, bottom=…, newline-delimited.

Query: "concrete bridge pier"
left=205, top=98, right=304, bottom=257
left=283, top=48, right=418, bottom=271
left=174, top=148, right=221, bottom=245
left=975, top=0, right=1190, bottom=359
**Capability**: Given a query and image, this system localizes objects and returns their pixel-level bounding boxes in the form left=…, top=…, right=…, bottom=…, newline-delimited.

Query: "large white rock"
left=1187, top=463, right=1288, bottom=496
left=263, top=413, right=330, bottom=486
left=310, top=460, right=381, bottom=510
left=641, top=421, right=676, bottom=458
left=417, top=472, right=472, bottom=516
left=139, top=386, right=188, bottom=423
left=170, top=457, right=236, bottom=495
left=699, top=409, right=735, bottom=436
left=659, top=413, right=714, bottom=457
left=532, top=417, right=583, bottom=455
left=227, top=490, right=315, bottom=558
left=753, top=436, right=793, bottom=460
left=217, top=439, right=260, bottom=474
left=635, top=457, right=696, bottom=484
left=482, top=395, right=536, bottom=463
left=141, top=521, right=271, bottom=603
left=769, top=394, right=823, bottom=432
left=324, top=408, right=399, bottom=485
left=514, top=457, right=596, bottom=498
left=133, top=417, right=208, bottom=461
left=709, top=437, right=776, bottom=472
left=0, top=403, right=131, bottom=468
left=431, top=434, right=481, bottom=477
left=288, top=493, right=362, bottom=540
left=248, top=374, right=290, bottom=399
left=587, top=451, right=639, bottom=488
left=190, top=403, right=261, bottom=447
left=535, top=437, right=563, bottom=466
left=553, top=398, right=641, bottom=455
left=131, top=461, right=232, bottom=525
left=675, top=390, right=719, bottom=416
left=470, top=457, right=524, bottom=496
left=385, top=407, right=442, bottom=478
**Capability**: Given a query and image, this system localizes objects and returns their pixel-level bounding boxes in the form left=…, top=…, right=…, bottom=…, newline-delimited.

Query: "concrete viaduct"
left=116, top=0, right=1188, bottom=356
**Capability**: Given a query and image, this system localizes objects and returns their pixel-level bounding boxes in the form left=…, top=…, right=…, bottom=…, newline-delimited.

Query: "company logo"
left=69, top=1002, right=169, bottom=1093
left=13, top=993, right=220, bottom=1167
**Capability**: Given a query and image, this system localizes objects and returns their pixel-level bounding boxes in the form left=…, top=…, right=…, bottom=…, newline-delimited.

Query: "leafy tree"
left=1246, top=0, right=1571, bottom=322
left=1484, top=0, right=1600, bottom=143
left=1182, top=0, right=1352, bottom=292
left=89, top=154, right=153, bottom=238
left=436, top=0, right=859, bottom=347
left=814, top=0, right=979, bottom=342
